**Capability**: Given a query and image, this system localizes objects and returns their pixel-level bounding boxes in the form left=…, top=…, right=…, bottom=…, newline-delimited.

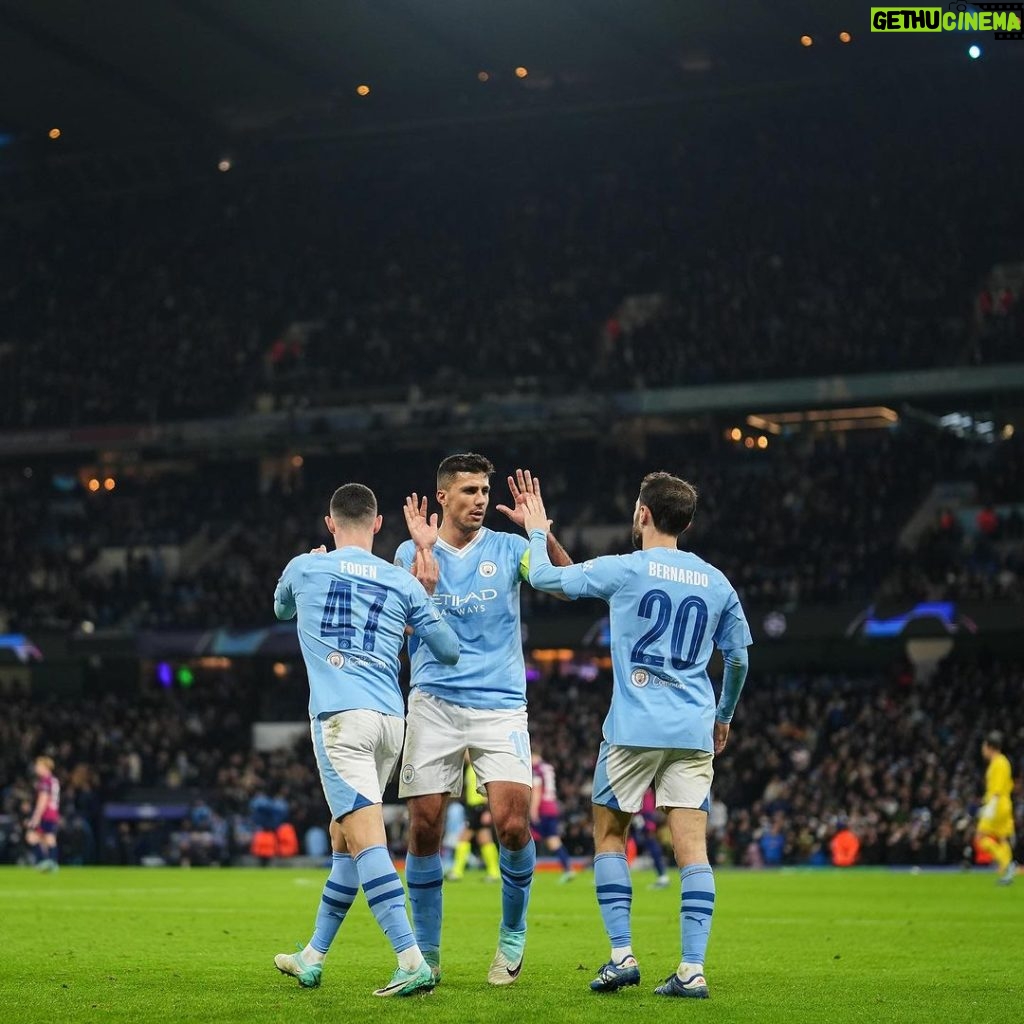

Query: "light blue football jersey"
left=395, top=527, right=530, bottom=710
left=528, top=532, right=752, bottom=751
left=274, top=546, right=456, bottom=720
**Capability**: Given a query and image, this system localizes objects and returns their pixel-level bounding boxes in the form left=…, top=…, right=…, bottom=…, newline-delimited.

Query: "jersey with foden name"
left=395, top=527, right=529, bottom=710
left=274, top=546, right=445, bottom=720
left=555, top=547, right=752, bottom=750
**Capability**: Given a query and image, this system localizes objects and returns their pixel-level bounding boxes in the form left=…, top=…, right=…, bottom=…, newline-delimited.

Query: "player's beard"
left=458, top=510, right=485, bottom=535
left=631, top=511, right=642, bottom=550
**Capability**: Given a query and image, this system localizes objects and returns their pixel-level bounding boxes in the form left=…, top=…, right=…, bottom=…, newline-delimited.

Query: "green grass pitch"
left=0, top=866, right=1020, bottom=1024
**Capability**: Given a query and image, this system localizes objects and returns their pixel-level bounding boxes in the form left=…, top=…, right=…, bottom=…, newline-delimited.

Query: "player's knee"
left=592, top=812, right=630, bottom=850
left=408, top=803, right=446, bottom=853
left=408, top=823, right=443, bottom=854
left=328, top=819, right=347, bottom=853
left=593, top=829, right=628, bottom=854
left=674, top=837, right=709, bottom=864
left=494, top=813, right=531, bottom=850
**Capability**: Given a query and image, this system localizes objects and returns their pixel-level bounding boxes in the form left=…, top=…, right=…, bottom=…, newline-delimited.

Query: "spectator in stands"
left=830, top=822, right=860, bottom=867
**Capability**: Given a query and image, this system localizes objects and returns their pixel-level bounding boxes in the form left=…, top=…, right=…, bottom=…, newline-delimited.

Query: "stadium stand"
left=3, top=427, right=1021, bottom=634
left=1, top=107, right=1021, bottom=432
left=3, top=658, right=1019, bottom=867
left=1, top=51, right=1021, bottom=878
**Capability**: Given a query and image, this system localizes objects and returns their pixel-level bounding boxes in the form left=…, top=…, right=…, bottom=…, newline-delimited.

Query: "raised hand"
left=412, top=546, right=440, bottom=596
left=522, top=492, right=552, bottom=535
left=496, top=468, right=544, bottom=530
left=404, top=493, right=439, bottom=550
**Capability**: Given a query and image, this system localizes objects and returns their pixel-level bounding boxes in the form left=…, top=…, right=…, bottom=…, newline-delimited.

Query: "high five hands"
left=403, top=493, right=439, bottom=550
left=496, top=469, right=552, bottom=533
left=521, top=492, right=551, bottom=536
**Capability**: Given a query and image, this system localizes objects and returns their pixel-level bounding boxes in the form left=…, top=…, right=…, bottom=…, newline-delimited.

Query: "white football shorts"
left=398, top=689, right=533, bottom=798
left=591, top=741, right=714, bottom=814
left=311, top=709, right=405, bottom=820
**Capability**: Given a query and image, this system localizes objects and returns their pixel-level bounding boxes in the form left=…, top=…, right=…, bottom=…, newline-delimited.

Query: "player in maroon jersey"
left=530, top=747, right=575, bottom=882
left=26, top=756, right=61, bottom=871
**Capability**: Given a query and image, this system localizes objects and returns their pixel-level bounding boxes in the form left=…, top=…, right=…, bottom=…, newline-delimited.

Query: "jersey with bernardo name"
left=395, top=527, right=529, bottom=710
left=531, top=541, right=752, bottom=751
left=274, top=546, right=446, bottom=720
left=648, top=561, right=710, bottom=587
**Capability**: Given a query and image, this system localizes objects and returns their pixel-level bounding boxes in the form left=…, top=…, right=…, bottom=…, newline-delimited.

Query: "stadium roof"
left=1, top=0, right=869, bottom=148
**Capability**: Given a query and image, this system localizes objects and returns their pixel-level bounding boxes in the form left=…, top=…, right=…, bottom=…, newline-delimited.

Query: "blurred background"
left=0, top=0, right=1021, bottom=871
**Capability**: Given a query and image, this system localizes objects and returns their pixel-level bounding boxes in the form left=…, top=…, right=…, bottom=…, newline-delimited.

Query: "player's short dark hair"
left=985, top=730, right=1004, bottom=750
left=437, top=453, right=494, bottom=490
left=638, top=471, right=698, bottom=536
left=329, top=483, right=378, bottom=524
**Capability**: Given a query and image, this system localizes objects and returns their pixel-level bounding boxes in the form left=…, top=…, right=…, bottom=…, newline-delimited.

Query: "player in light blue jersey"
left=395, top=454, right=573, bottom=986
left=272, top=482, right=459, bottom=997
left=522, top=473, right=751, bottom=1000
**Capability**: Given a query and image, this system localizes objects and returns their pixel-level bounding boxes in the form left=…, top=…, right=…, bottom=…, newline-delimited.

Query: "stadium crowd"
left=1, top=102, right=1021, bottom=433
left=2, top=89, right=1021, bottom=637
left=2, top=658, right=1019, bottom=869
left=529, top=656, right=1023, bottom=869
left=3, top=427, right=1020, bottom=636
left=2, top=54, right=1021, bottom=882
left=883, top=437, right=1024, bottom=604
left=0, top=680, right=325, bottom=867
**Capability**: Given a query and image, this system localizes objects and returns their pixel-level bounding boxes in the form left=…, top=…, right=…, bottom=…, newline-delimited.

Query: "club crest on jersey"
left=630, top=668, right=650, bottom=688
left=479, top=560, right=497, bottom=578
left=401, top=764, right=415, bottom=784
left=326, top=652, right=346, bottom=669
